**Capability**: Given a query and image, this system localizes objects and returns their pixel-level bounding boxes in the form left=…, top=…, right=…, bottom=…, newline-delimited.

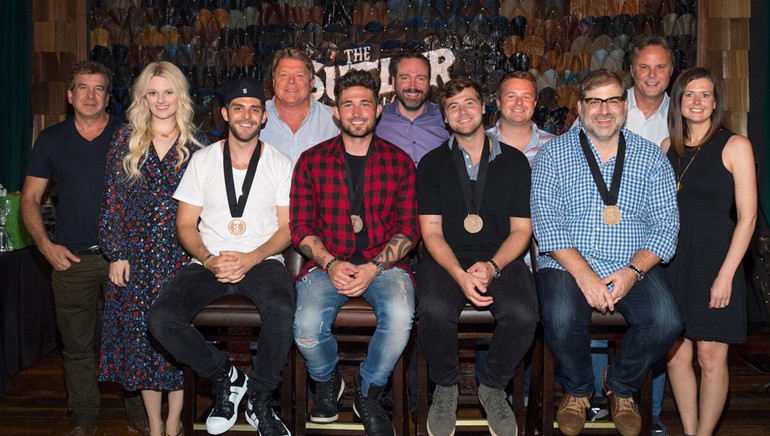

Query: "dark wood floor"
left=1, top=336, right=770, bottom=436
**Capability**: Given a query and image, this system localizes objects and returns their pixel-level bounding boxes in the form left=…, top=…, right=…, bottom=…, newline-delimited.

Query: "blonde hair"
left=123, top=61, right=201, bottom=184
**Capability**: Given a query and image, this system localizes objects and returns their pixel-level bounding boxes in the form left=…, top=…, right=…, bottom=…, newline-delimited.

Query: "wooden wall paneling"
left=709, top=0, right=751, bottom=18
left=56, top=21, right=78, bottom=53
left=31, top=0, right=81, bottom=143
left=31, top=83, right=48, bottom=115
left=59, top=53, right=78, bottom=83
left=76, top=0, right=87, bottom=61
left=724, top=112, right=748, bottom=137
left=33, top=21, right=56, bottom=52
left=51, top=0, right=76, bottom=21
left=702, top=0, right=751, bottom=136
left=723, top=77, right=750, bottom=113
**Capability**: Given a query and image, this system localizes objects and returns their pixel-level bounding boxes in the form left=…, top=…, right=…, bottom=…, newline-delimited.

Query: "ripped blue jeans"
left=294, top=267, right=414, bottom=395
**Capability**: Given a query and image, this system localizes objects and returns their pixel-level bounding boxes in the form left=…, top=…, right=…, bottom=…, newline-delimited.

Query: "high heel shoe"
left=165, top=423, right=183, bottom=436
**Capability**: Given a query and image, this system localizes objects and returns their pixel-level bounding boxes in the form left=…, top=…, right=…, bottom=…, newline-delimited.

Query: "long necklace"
left=676, top=146, right=701, bottom=191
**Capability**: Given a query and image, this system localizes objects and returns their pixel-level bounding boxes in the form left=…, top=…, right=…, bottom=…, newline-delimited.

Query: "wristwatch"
left=369, top=259, right=385, bottom=276
left=627, top=264, right=645, bottom=282
left=487, top=259, right=501, bottom=279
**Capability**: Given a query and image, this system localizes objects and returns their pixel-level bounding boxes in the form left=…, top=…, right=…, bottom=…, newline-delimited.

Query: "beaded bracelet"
left=324, top=257, right=339, bottom=272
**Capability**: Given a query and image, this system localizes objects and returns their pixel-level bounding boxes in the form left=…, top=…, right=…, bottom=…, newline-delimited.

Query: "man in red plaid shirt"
left=290, top=69, right=419, bottom=436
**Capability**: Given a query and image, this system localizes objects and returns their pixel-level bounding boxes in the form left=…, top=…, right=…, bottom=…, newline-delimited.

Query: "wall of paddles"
left=87, top=0, right=698, bottom=137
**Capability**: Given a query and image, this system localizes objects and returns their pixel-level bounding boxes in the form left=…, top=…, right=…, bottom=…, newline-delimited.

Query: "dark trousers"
left=52, top=254, right=146, bottom=426
left=416, top=257, right=539, bottom=390
left=148, top=260, right=295, bottom=392
left=538, top=267, right=682, bottom=398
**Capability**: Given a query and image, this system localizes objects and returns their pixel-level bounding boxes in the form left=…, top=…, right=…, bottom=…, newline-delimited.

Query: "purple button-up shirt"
left=376, top=101, right=450, bottom=166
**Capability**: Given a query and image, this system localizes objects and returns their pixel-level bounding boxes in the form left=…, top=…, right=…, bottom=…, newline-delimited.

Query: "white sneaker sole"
left=309, top=378, right=345, bottom=423
left=245, top=407, right=292, bottom=435
left=427, top=420, right=455, bottom=436
left=205, top=378, right=248, bottom=434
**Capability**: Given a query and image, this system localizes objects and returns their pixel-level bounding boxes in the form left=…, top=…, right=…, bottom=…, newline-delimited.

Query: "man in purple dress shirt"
left=375, top=51, right=449, bottom=166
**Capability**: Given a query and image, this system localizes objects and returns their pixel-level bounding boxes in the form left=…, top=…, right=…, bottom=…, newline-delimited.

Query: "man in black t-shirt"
left=416, top=77, right=538, bottom=436
left=20, top=61, right=146, bottom=436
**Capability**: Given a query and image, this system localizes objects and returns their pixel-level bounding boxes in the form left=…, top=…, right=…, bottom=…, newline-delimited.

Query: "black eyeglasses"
left=582, top=96, right=625, bottom=109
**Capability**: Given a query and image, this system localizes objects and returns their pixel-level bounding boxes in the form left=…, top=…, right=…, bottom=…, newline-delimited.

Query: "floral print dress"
left=98, top=124, right=209, bottom=390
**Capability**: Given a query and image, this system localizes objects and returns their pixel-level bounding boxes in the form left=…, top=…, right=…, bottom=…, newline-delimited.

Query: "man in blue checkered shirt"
left=531, top=70, right=683, bottom=436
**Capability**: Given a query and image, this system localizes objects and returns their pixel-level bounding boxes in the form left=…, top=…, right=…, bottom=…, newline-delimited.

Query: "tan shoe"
left=556, top=394, right=590, bottom=435
left=126, top=418, right=150, bottom=436
left=603, top=369, right=641, bottom=436
left=64, top=425, right=97, bottom=436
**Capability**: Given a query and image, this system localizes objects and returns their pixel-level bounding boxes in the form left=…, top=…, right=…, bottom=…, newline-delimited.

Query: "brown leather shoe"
left=127, top=418, right=150, bottom=436
left=64, top=425, right=97, bottom=436
left=556, top=394, right=590, bottom=436
left=603, top=369, right=641, bottom=436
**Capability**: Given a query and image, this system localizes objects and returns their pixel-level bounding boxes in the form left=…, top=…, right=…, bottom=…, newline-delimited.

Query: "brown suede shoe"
left=127, top=418, right=150, bottom=436
left=556, top=394, right=590, bottom=435
left=64, top=425, right=97, bottom=436
left=603, top=369, right=641, bottom=436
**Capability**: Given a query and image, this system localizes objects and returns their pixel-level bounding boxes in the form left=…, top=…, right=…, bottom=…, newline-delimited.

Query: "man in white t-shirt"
left=149, top=78, right=293, bottom=436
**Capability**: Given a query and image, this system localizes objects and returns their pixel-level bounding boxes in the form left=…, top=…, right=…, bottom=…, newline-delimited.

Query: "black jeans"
left=416, top=257, right=539, bottom=390
left=148, top=260, right=295, bottom=392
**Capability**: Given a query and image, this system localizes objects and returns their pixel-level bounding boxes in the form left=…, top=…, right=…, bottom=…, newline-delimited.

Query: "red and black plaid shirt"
left=290, top=134, right=419, bottom=279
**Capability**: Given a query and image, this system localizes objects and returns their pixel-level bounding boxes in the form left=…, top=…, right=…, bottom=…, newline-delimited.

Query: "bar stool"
left=414, top=305, right=529, bottom=436
left=293, top=298, right=409, bottom=436
left=525, top=311, right=653, bottom=435
left=180, top=248, right=303, bottom=435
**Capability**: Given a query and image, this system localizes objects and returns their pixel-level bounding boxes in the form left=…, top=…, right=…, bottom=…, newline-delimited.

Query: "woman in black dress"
left=662, top=67, right=756, bottom=435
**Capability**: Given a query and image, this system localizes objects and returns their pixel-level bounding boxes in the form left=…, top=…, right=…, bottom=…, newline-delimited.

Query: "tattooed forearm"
left=300, top=236, right=330, bottom=266
left=299, top=243, right=313, bottom=260
left=374, top=234, right=413, bottom=266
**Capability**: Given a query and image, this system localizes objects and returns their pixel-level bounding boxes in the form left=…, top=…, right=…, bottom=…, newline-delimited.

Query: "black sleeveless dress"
left=665, top=129, right=747, bottom=343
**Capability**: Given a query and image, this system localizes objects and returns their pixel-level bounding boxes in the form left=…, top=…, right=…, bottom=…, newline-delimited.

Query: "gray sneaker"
left=427, top=384, right=458, bottom=436
left=478, top=384, right=518, bottom=436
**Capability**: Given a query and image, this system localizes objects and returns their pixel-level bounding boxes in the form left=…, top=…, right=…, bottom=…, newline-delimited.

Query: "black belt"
left=72, top=247, right=103, bottom=255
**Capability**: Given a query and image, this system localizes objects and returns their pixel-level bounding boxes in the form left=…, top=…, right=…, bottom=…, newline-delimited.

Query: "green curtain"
left=0, top=1, right=31, bottom=192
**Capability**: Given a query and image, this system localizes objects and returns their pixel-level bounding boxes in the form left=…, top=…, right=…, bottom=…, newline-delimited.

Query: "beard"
left=228, top=122, right=261, bottom=143
left=396, top=88, right=428, bottom=112
left=340, top=118, right=376, bottom=138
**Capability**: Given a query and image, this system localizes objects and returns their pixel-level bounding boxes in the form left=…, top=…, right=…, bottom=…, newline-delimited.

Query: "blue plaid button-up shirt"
left=531, top=124, right=679, bottom=278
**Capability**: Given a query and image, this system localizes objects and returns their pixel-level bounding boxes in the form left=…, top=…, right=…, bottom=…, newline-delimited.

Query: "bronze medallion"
left=228, top=218, right=247, bottom=236
left=602, top=205, right=622, bottom=226
left=351, top=215, right=363, bottom=233
left=463, top=214, right=484, bottom=233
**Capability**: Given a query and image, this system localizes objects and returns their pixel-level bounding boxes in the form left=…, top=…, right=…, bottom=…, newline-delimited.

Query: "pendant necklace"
left=676, top=146, right=701, bottom=191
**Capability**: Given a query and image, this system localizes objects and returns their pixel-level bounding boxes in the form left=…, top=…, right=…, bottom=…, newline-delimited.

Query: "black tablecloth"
left=0, top=247, right=57, bottom=397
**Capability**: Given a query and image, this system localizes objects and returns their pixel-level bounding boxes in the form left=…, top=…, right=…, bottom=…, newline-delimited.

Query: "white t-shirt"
left=626, top=86, right=670, bottom=147
left=173, top=139, right=292, bottom=263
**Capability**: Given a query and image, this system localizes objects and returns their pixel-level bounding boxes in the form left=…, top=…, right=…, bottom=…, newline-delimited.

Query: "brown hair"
left=334, top=69, right=381, bottom=104
left=68, top=60, right=112, bottom=94
left=628, top=35, right=675, bottom=70
left=270, top=47, right=315, bottom=80
left=578, top=69, right=627, bottom=101
left=496, top=70, right=537, bottom=99
left=438, top=77, right=483, bottom=112
left=667, top=67, right=724, bottom=158
left=388, top=50, right=431, bottom=83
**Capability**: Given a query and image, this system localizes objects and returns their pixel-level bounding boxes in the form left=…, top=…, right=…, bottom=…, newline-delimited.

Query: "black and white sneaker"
left=245, top=391, right=291, bottom=436
left=310, top=367, right=344, bottom=423
left=206, top=363, right=248, bottom=434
